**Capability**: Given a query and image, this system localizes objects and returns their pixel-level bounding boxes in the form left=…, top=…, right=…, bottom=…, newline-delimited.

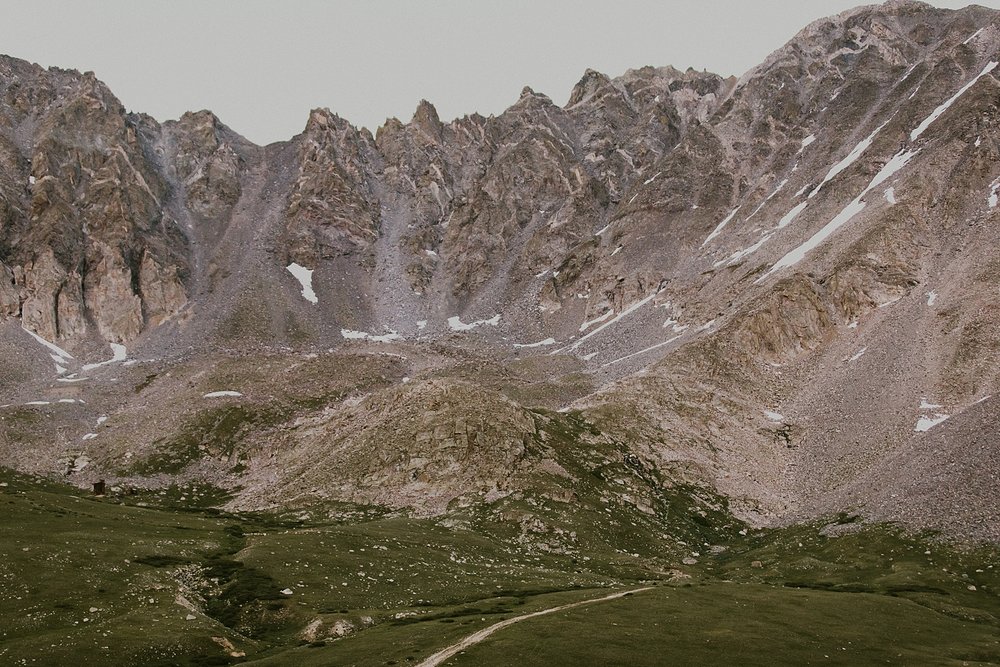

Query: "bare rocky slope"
left=3, top=0, right=1000, bottom=541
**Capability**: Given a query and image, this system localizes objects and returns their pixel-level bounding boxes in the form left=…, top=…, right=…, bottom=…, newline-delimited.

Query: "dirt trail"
left=415, top=586, right=654, bottom=667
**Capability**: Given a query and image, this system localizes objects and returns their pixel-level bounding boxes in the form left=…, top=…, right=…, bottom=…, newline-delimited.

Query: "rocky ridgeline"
left=0, top=40, right=732, bottom=348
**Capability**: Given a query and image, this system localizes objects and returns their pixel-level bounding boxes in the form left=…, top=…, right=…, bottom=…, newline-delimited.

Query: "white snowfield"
left=600, top=334, right=682, bottom=368
left=715, top=232, right=773, bottom=268
left=701, top=207, right=739, bottom=247
left=446, top=314, right=500, bottom=331
left=910, top=61, right=998, bottom=141
left=776, top=200, right=808, bottom=229
left=557, top=289, right=662, bottom=353
left=746, top=178, right=790, bottom=223
left=915, top=413, right=949, bottom=432
left=512, top=338, right=557, bottom=349
left=341, top=329, right=404, bottom=343
left=286, top=262, right=318, bottom=304
left=24, top=328, right=73, bottom=361
left=809, top=121, right=889, bottom=200
left=24, top=327, right=74, bottom=374
left=915, top=397, right=949, bottom=432
left=988, top=178, right=1000, bottom=208
left=81, top=343, right=128, bottom=372
left=204, top=391, right=243, bottom=398
left=579, top=309, right=614, bottom=331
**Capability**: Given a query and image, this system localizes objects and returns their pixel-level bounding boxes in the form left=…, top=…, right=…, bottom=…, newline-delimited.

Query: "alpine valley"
left=3, top=1, right=1000, bottom=665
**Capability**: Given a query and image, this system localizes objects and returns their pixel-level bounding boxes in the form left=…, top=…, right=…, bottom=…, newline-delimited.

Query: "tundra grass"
left=3, top=465, right=1000, bottom=666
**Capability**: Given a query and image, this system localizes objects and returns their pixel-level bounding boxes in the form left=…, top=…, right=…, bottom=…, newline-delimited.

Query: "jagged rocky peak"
left=282, top=107, right=381, bottom=266
left=410, top=98, right=443, bottom=140
left=0, top=61, right=189, bottom=346
left=163, top=110, right=251, bottom=224
left=567, top=68, right=613, bottom=106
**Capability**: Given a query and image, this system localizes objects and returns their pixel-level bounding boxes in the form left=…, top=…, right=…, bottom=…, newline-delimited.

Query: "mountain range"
left=3, top=2, right=1000, bottom=664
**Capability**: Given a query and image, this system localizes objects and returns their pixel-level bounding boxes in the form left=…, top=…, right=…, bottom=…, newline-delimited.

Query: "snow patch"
left=847, top=320, right=859, bottom=329
left=915, top=414, right=949, bottom=432
left=341, top=329, right=403, bottom=343
left=81, top=343, right=128, bottom=372
left=884, top=187, right=896, bottom=205
left=286, top=263, right=318, bottom=304
left=447, top=315, right=500, bottom=331
left=82, top=433, right=98, bottom=441
left=24, top=328, right=74, bottom=374
left=926, top=291, right=938, bottom=306
left=513, top=338, right=557, bottom=349
left=963, top=27, right=984, bottom=46
left=877, top=297, right=901, bottom=309
left=559, top=290, right=662, bottom=353
left=24, top=328, right=73, bottom=361
left=988, top=178, right=1000, bottom=208
left=714, top=233, right=773, bottom=268
left=600, top=335, right=682, bottom=368
left=610, top=245, right=623, bottom=256
left=910, top=61, right=998, bottom=141
left=810, top=121, right=889, bottom=200
left=760, top=146, right=920, bottom=282
left=746, top=178, right=791, bottom=223
left=776, top=201, right=808, bottom=229
left=848, top=348, right=867, bottom=362
left=701, top=208, right=739, bottom=247
left=799, top=134, right=816, bottom=151
left=579, top=309, right=614, bottom=332
left=204, top=391, right=243, bottom=398
left=764, top=410, right=784, bottom=422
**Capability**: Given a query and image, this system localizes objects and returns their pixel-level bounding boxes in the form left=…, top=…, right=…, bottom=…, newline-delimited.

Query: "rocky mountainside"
left=3, top=0, right=1000, bottom=543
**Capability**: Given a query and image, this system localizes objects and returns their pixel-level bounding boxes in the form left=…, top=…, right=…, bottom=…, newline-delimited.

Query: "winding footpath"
left=415, top=586, right=654, bottom=667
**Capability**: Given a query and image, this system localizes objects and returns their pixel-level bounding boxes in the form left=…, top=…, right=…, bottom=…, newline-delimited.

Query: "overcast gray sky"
left=1, top=1, right=996, bottom=144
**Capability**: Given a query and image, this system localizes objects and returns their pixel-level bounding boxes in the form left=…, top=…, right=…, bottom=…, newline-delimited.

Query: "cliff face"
left=0, top=59, right=188, bottom=346
left=2, top=1, right=1000, bottom=539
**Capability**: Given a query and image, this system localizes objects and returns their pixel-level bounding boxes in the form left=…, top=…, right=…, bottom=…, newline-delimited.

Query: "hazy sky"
left=1, top=1, right=997, bottom=144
